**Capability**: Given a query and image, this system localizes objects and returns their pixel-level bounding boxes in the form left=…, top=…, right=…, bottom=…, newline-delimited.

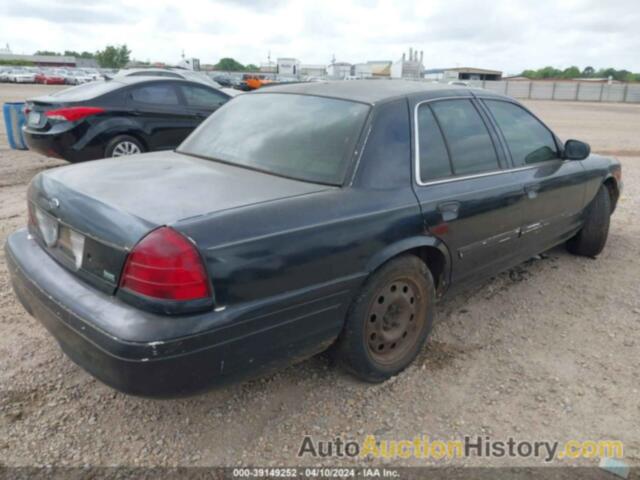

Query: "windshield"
left=178, top=93, right=370, bottom=185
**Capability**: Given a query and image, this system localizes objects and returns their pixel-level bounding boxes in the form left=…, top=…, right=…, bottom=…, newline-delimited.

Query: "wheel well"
left=407, top=246, right=447, bottom=294
left=603, top=178, right=619, bottom=213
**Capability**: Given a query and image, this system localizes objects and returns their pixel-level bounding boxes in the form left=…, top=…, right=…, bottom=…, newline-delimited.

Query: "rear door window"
left=417, top=105, right=452, bottom=182
left=484, top=100, right=559, bottom=166
left=430, top=99, right=500, bottom=176
left=179, top=85, right=228, bottom=108
left=130, top=84, right=180, bottom=105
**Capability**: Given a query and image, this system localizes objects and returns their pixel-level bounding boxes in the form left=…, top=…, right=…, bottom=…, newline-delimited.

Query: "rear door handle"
left=437, top=201, right=460, bottom=221
left=525, top=183, right=541, bottom=199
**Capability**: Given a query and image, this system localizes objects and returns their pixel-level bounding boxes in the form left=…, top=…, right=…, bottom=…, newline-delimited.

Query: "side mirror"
left=563, top=139, right=590, bottom=160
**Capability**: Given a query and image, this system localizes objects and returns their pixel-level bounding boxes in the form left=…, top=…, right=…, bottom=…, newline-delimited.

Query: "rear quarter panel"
left=172, top=98, right=438, bottom=335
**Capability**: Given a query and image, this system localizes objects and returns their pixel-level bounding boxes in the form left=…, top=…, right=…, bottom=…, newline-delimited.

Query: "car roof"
left=108, top=76, right=210, bottom=87
left=258, top=79, right=505, bottom=105
left=121, top=68, right=182, bottom=74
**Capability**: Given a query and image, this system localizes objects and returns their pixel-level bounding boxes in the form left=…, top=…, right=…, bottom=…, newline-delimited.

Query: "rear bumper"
left=5, top=229, right=347, bottom=397
left=23, top=125, right=104, bottom=162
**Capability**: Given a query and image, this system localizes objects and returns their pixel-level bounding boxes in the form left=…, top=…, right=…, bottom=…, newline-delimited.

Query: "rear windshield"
left=178, top=93, right=370, bottom=185
left=48, top=80, right=121, bottom=101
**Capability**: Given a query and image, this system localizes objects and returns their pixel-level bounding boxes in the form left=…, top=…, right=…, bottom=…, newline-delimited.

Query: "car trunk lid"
left=28, top=151, right=329, bottom=294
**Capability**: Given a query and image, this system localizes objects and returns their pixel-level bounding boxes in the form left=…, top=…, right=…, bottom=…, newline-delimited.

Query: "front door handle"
left=437, top=201, right=460, bottom=221
left=525, top=183, right=541, bottom=199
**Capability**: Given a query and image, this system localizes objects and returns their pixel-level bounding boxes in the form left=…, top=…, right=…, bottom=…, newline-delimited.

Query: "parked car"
left=116, top=68, right=240, bottom=96
left=117, top=67, right=219, bottom=86
left=6, top=81, right=621, bottom=397
left=6, top=68, right=36, bottom=83
left=211, top=74, right=233, bottom=87
left=35, top=71, right=66, bottom=85
left=22, top=77, right=231, bottom=162
left=0, top=68, right=11, bottom=82
left=66, top=69, right=95, bottom=85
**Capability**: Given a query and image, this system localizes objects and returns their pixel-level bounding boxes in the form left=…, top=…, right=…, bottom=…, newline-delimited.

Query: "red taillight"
left=120, top=227, right=211, bottom=301
left=45, top=106, right=105, bottom=122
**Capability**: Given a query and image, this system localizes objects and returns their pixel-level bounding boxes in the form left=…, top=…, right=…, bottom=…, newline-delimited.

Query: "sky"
left=1, top=0, right=639, bottom=74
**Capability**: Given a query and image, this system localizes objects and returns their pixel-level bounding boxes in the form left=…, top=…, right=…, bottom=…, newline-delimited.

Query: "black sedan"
left=22, top=77, right=231, bottom=162
left=6, top=81, right=621, bottom=397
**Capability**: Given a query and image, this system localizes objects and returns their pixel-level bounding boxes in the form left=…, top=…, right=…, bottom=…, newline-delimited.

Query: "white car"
left=82, top=69, right=102, bottom=81
left=8, top=69, right=36, bottom=83
left=0, top=69, right=11, bottom=82
left=68, top=70, right=95, bottom=85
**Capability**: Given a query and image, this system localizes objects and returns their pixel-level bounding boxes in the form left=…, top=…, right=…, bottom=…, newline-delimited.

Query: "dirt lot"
left=0, top=84, right=639, bottom=468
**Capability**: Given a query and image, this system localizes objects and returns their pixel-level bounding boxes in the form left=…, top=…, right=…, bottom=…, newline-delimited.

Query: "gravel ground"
left=0, top=84, right=638, bottom=468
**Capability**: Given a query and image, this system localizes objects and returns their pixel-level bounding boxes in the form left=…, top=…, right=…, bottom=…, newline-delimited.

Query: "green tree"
left=561, top=66, right=581, bottom=79
left=520, top=65, right=640, bottom=82
left=95, top=44, right=131, bottom=69
left=581, top=66, right=595, bottom=77
left=520, top=69, right=537, bottom=78
left=538, top=66, right=562, bottom=78
left=245, top=63, right=259, bottom=72
left=64, top=50, right=95, bottom=59
left=214, top=57, right=245, bottom=71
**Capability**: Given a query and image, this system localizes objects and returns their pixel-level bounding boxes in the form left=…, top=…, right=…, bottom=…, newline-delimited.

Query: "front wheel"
left=105, top=135, right=145, bottom=158
left=332, top=255, right=435, bottom=382
left=567, top=185, right=611, bottom=257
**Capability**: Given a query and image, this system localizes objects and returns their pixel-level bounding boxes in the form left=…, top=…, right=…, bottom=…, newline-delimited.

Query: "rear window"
left=48, top=80, right=122, bottom=101
left=178, top=93, right=370, bottom=185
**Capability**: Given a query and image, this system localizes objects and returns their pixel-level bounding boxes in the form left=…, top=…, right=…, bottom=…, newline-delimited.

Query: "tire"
left=105, top=135, right=145, bottom=158
left=333, top=255, right=436, bottom=382
left=567, top=185, right=611, bottom=257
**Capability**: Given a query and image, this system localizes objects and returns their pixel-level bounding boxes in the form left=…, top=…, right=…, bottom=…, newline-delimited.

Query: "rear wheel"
left=105, top=135, right=145, bottom=158
left=333, top=255, right=435, bottom=382
left=567, top=185, right=611, bottom=257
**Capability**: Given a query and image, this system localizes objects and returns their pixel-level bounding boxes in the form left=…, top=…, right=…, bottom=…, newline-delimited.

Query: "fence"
left=465, top=80, right=640, bottom=103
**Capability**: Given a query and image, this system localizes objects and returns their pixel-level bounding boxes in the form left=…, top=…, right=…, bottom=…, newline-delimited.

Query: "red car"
left=35, top=72, right=66, bottom=85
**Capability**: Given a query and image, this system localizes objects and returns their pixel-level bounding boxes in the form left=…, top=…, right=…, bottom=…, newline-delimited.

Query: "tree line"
left=213, top=57, right=260, bottom=72
left=33, top=45, right=131, bottom=69
left=520, top=66, right=640, bottom=82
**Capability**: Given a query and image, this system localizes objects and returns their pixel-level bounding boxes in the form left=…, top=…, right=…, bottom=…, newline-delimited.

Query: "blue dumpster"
left=3, top=102, right=28, bottom=150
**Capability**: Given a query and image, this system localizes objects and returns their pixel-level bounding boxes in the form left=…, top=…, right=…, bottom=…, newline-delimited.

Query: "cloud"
left=212, top=0, right=288, bottom=13
left=3, top=1, right=139, bottom=24
left=0, top=0, right=637, bottom=72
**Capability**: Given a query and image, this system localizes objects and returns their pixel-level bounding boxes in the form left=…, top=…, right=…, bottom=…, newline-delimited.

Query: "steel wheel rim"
left=112, top=141, right=141, bottom=157
left=365, top=277, right=425, bottom=365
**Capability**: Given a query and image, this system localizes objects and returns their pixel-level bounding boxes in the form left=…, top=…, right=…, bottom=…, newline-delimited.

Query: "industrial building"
left=326, top=61, right=352, bottom=79
left=424, top=67, right=502, bottom=82
left=391, top=48, right=423, bottom=79
left=275, top=58, right=301, bottom=76
left=299, top=64, right=326, bottom=77
left=352, top=60, right=392, bottom=79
